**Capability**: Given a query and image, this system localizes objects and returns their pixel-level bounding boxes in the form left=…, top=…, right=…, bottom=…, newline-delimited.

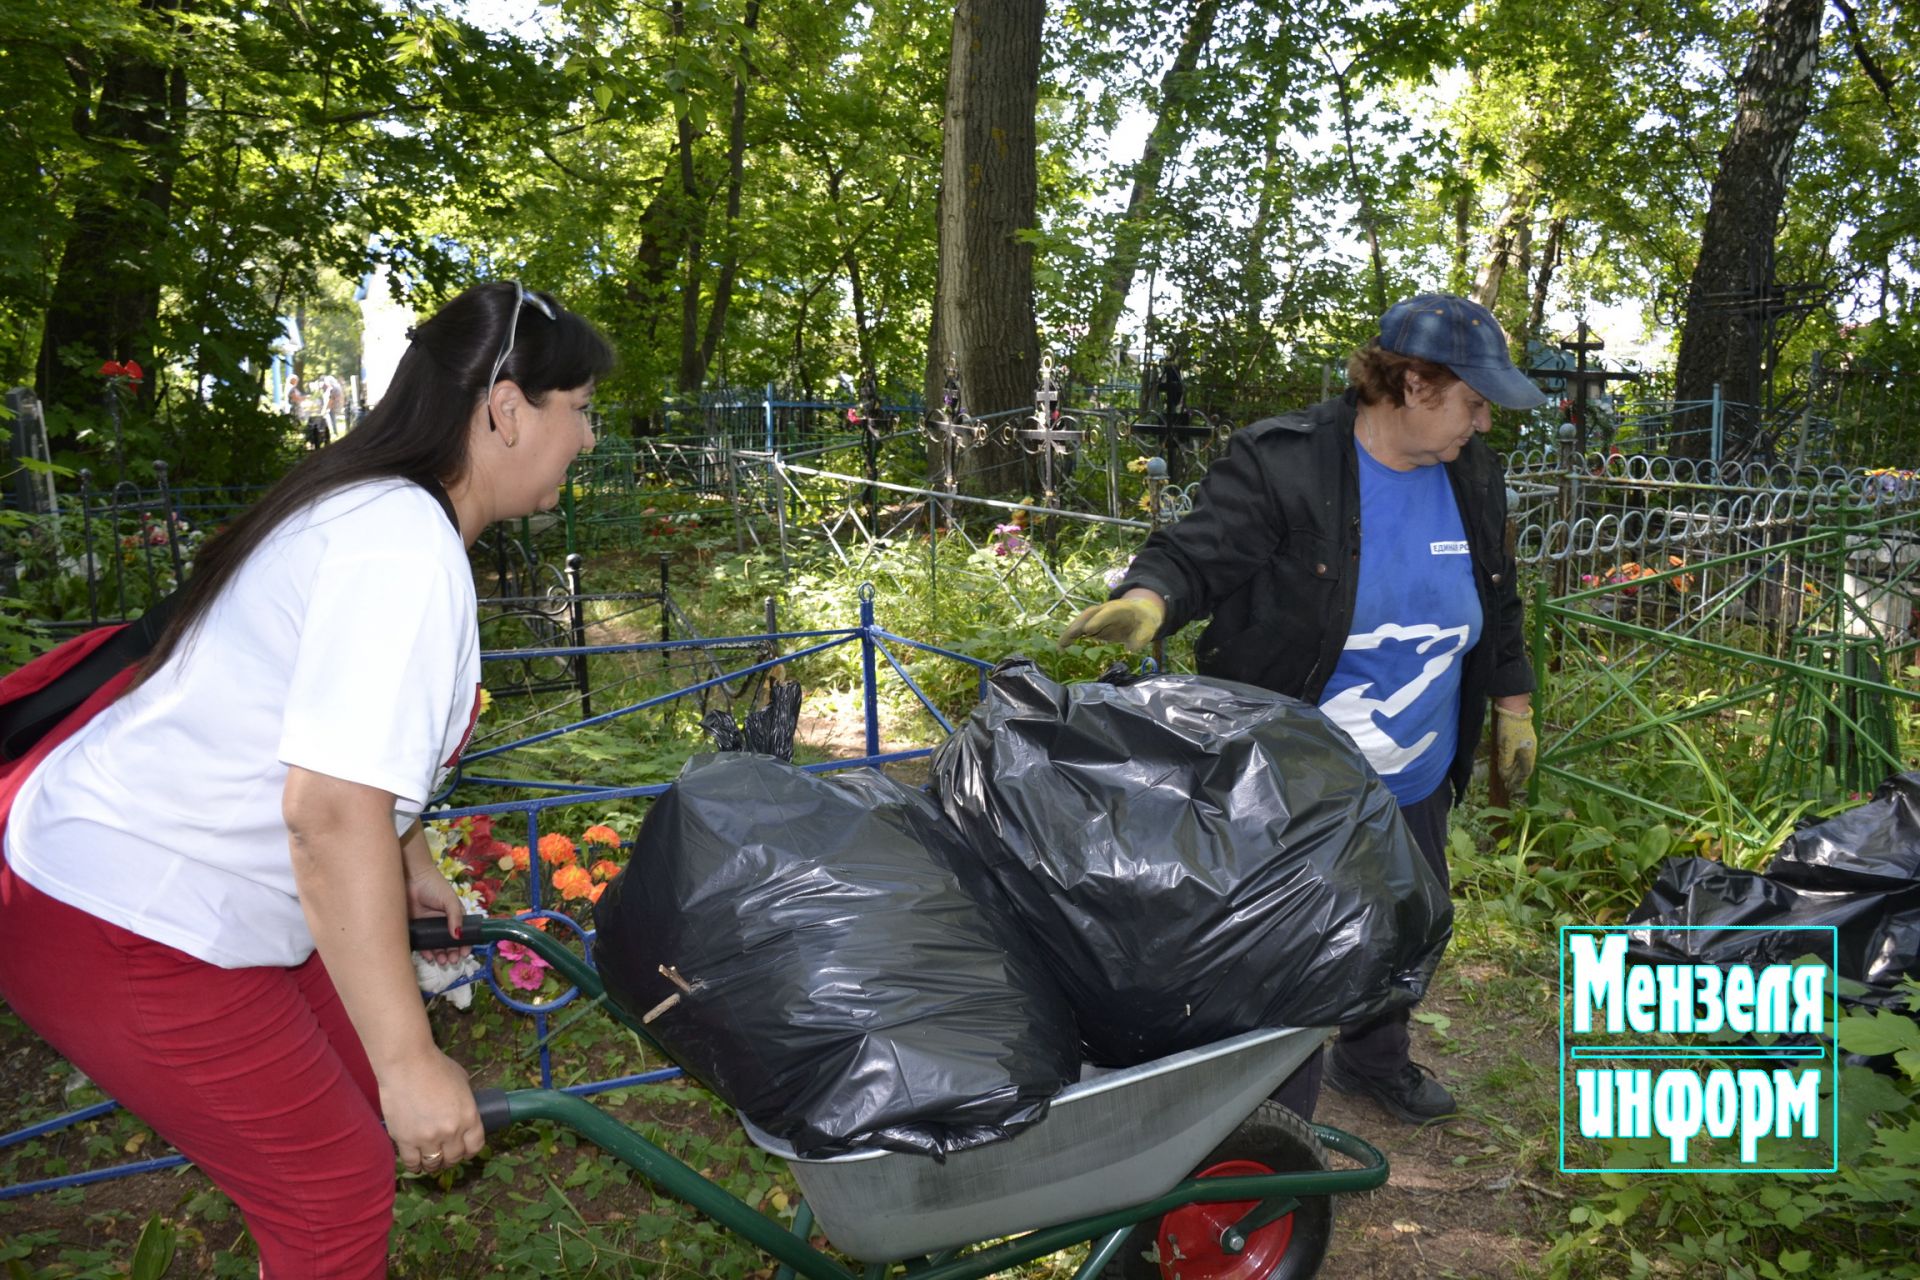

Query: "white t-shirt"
left=5, top=479, right=482, bottom=969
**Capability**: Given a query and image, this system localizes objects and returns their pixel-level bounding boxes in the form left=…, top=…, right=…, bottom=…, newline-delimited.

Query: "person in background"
left=317, top=372, right=347, bottom=436
left=1060, top=293, right=1541, bottom=1125
left=0, top=281, right=613, bottom=1277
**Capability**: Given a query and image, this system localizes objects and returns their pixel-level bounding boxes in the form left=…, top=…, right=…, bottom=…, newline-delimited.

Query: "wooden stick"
left=658, top=964, right=694, bottom=994
left=642, top=993, right=681, bottom=1024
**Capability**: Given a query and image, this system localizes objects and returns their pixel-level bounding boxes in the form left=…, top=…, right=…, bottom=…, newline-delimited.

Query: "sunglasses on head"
left=486, top=281, right=558, bottom=431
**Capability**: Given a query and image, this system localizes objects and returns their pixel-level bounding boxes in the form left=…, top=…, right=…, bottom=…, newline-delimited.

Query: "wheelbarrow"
left=415, top=917, right=1388, bottom=1280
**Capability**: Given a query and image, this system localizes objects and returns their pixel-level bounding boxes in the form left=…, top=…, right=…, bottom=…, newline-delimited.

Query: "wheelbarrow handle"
left=474, top=1088, right=514, bottom=1135
left=408, top=916, right=464, bottom=952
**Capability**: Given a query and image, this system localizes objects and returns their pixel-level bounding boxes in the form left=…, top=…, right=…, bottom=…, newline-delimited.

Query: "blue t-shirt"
left=1318, top=447, right=1482, bottom=805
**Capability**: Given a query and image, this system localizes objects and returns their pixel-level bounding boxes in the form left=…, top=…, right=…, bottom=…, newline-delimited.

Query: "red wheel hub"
left=1153, top=1158, right=1294, bottom=1280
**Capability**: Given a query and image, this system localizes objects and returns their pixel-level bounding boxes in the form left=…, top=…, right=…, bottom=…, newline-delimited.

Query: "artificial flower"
left=581, top=824, right=622, bottom=847
left=553, top=865, right=594, bottom=901
left=589, top=859, right=622, bottom=882
left=538, top=833, right=577, bottom=866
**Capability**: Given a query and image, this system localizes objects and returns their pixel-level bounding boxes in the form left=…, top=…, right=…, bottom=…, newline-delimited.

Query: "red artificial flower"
left=100, top=360, right=125, bottom=377
left=123, top=360, right=143, bottom=382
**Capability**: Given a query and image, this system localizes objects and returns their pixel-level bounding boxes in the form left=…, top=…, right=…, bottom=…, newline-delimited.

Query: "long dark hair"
left=139, top=282, right=615, bottom=680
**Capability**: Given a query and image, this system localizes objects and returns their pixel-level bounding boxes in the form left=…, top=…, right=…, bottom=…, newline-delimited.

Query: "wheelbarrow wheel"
left=1104, top=1100, right=1333, bottom=1280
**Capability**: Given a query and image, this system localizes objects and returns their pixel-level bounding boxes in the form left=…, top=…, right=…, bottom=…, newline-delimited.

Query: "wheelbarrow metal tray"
left=739, top=1025, right=1328, bottom=1263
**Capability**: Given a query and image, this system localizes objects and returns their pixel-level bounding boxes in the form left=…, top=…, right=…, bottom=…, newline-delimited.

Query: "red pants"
left=0, top=861, right=395, bottom=1278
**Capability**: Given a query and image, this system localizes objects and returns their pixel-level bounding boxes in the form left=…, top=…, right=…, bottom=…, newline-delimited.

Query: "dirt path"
left=1316, top=959, right=1568, bottom=1279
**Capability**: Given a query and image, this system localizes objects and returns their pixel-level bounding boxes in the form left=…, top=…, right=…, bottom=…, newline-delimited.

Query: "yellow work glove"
left=1494, top=703, right=1538, bottom=799
left=1058, top=596, right=1165, bottom=651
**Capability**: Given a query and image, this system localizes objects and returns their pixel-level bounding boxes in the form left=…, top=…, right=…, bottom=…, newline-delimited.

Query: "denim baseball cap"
left=1378, top=293, right=1547, bottom=409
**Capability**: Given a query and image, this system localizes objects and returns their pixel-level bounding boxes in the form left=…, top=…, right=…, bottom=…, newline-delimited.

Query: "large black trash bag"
left=929, top=660, right=1452, bottom=1066
left=1626, top=856, right=1920, bottom=1012
left=592, top=752, right=1079, bottom=1158
left=1768, top=772, right=1920, bottom=891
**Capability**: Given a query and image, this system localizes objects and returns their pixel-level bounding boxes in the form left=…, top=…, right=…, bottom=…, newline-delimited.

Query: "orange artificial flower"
left=587, top=882, right=607, bottom=903
left=553, top=864, right=594, bottom=901
left=589, top=859, right=622, bottom=882
left=581, top=825, right=622, bottom=848
left=537, top=833, right=577, bottom=866
left=508, top=845, right=531, bottom=872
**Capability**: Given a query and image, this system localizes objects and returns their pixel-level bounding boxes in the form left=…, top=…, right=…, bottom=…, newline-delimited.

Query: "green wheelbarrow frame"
left=426, top=917, right=1389, bottom=1280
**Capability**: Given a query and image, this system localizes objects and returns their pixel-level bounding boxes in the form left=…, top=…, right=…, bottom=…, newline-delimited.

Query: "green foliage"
left=127, top=1216, right=175, bottom=1280
left=1550, top=985, right=1920, bottom=1279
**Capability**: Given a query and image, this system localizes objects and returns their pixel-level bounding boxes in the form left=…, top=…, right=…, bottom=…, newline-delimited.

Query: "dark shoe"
left=1326, top=1053, right=1458, bottom=1124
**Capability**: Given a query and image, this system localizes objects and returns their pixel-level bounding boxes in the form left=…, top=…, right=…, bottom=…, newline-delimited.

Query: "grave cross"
left=1525, top=319, right=1641, bottom=453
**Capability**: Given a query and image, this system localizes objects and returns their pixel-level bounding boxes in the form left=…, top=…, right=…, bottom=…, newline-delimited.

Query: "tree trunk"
left=1472, top=184, right=1537, bottom=308
left=1530, top=215, right=1564, bottom=334
left=1451, top=181, right=1472, bottom=297
left=672, top=1, right=704, bottom=394
left=1235, top=106, right=1283, bottom=385
left=37, top=28, right=185, bottom=420
left=1671, top=0, right=1823, bottom=458
left=1327, top=58, right=1385, bottom=315
left=846, top=246, right=876, bottom=397
left=1074, top=0, right=1219, bottom=380
left=692, top=0, right=761, bottom=388
left=933, top=0, right=1043, bottom=494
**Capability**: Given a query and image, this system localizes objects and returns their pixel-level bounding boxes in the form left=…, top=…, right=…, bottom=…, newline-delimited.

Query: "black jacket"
left=1116, top=391, right=1534, bottom=801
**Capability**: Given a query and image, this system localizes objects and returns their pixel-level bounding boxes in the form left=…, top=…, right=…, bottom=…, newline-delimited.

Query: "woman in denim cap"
left=1060, top=293, right=1542, bottom=1125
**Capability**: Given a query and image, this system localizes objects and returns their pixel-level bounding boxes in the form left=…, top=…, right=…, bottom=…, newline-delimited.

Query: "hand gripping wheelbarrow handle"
left=406, top=918, right=535, bottom=1137
left=408, top=917, right=463, bottom=951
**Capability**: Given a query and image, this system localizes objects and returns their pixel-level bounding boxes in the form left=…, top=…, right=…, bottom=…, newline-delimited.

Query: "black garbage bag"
left=700, top=679, right=803, bottom=761
left=592, top=753, right=1079, bottom=1158
left=930, top=660, right=1452, bottom=1066
left=1626, top=856, right=1920, bottom=1012
left=1767, top=772, right=1920, bottom=891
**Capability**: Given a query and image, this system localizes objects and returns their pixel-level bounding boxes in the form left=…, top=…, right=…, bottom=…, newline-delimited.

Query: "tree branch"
left=1830, top=0, right=1896, bottom=112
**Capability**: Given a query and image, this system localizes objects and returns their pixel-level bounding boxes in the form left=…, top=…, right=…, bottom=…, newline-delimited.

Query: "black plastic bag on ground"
left=592, top=753, right=1079, bottom=1158
left=930, top=661, right=1452, bottom=1066
left=700, top=679, right=803, bottom=761
left=1626, top=856, right=1920, bottom=1011
left=1767, top=772, right=1920, bottom=891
